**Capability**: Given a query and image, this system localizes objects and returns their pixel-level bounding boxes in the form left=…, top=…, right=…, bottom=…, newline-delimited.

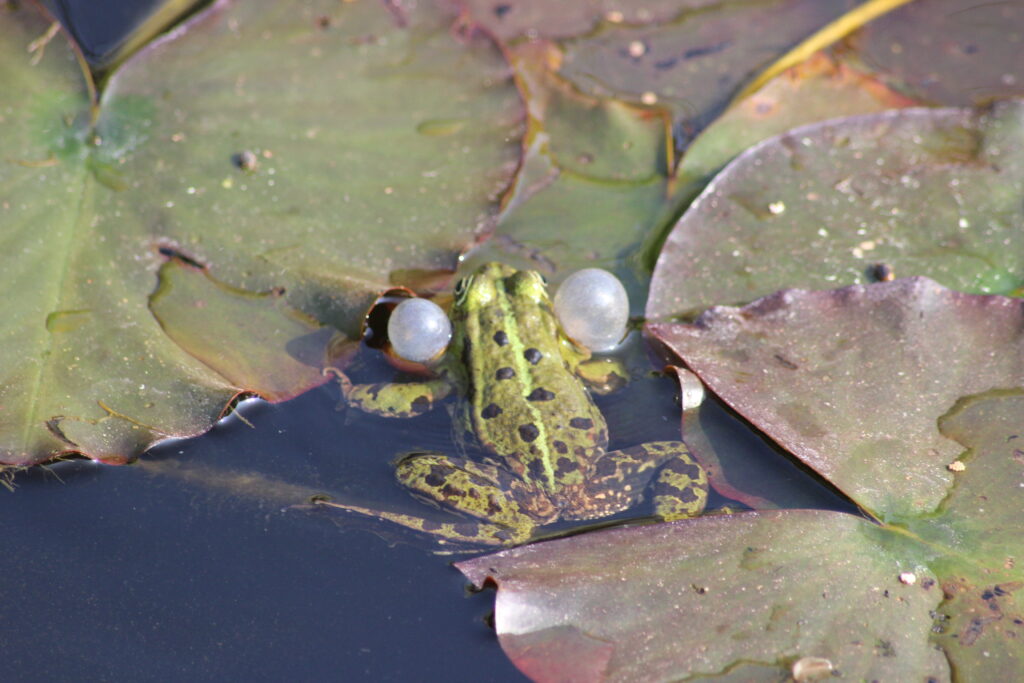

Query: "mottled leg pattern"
left=319, top=452, right=536, bottom=546
left=650, top=443, right=708, bottom=520
left=339, top=374, right=451, bottom=418
left=571, top=441, right=707, bottom=521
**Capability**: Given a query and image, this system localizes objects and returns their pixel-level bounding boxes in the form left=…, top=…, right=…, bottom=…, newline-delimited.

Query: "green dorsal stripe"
left=495, top=278, right=556, bottom=489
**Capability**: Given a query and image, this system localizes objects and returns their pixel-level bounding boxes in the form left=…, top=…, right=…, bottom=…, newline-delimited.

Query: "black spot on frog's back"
left=527, top=458, right=549, bottom=485
left=481, top=403, right=503, bottom=419
left=524, top=348, right=542, bottom=365
left=518, top=423, right=540, bottom=442
left=555, top=457, right=576, bottom=477
left=569, top=417, right=593, bottom=430
left=495, top=367, right=515, bottom=380
left=526, top=387, right=555, bottom=401
left=493, top=330, right=509, bottom=346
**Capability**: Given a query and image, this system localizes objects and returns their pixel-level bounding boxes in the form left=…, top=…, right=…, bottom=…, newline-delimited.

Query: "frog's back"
left=456, top=265, right=606, bottom=491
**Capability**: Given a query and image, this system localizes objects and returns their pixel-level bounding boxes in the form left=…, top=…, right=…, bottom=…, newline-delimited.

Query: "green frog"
left=322, top=262, right=707, bottom=546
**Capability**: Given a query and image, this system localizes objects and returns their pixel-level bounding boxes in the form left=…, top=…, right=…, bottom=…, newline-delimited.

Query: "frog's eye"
left=388, top=297, right=452, bottom=363
left=453, top=275, right=472, bottom=303
left=554, top=268, right=629, bottom=353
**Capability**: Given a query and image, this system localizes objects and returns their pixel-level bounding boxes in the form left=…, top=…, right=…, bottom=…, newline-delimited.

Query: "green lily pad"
left=0, top=0, right=521, bottom=465
left=639, top=51, right=925, bottom=269
left=462, top=42, right=671, bottom=304
left=148, top=257, right=332, bottom=403
left=647, top=101, right=1024, bottom=320
left=460, top=294, right=1024, bottom=679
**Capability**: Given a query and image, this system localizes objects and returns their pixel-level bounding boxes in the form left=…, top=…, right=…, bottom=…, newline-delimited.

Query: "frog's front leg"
left=337, top=372, right=452, bottom=418
left=319, top=452, right=540, bottom=546
left=570, top=441, right=708, bottom=521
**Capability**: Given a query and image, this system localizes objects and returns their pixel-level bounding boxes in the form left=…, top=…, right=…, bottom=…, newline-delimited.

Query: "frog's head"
left=452, top=262, right=550, bottom=312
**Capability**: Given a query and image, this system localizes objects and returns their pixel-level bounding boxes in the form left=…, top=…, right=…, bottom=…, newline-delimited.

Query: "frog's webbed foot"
left=320, top=452, right=539, bottom=546
left=315, top=498, right=530, bottom=546
left=337, top=372, right=452, bottom=419
left=396, top=453, right=544, bottom=540
left=570, top=441, right=708, bottom=521
left=575, top=357, right=628, bottom=395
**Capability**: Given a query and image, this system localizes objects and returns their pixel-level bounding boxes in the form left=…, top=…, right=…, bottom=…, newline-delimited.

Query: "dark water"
left=2, top=388, right=522, bottom=681
left=9, top=4, right=856, bottom=681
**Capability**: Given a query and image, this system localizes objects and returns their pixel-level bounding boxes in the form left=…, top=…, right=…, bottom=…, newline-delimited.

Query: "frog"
left=321, top=262, right=707, bottom=546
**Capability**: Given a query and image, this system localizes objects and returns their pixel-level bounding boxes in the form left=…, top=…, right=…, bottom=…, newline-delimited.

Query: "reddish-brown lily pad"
left=556, top=0, right=857, bottom=130
left=459, top=510, right=949, bottom=681
left=459, top=323, right=1024, bottom=681
left=648, top=277, right=1024, bottom=520
left=848, top=0, right=1024, bottom=107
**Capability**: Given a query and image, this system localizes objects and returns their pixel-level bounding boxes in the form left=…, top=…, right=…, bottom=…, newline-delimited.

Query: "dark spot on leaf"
left=683, top=41, right=730, bottom=60
left=495, top=367, right=515, bottom=380
left=527, top=387, right=555, bottom=401
left=654, top=57, right=678, bottom=70
left=524, top=348, right=542, bottom=364
left=773, top=354, right=798, bottom=370
left=868, top=262, right=895, bottom=282
left=553, top=440, right=568, bottom=454
left=493, top=330, right=508, bottom=346
left=518, top=424, right=540, bottom=442
left=481, top=403, right=503, bottom=419
left=493, top=3, right=511, bottom=17
left=232, top=150, right=258, bottom=172
left=569, top=417, right=593, bottom=429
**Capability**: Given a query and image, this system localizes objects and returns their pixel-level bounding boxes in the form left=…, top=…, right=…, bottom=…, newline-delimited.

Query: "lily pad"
left=454, top=0, right=708, bottom=42
left=460, top=296, right=1024, bottom=679
left=639, top=51, right=924, bottom=268
left=556, top=0, right=857, bottom=131
left=647, top=101, right=1024, bottom=320
left=148, top=257, right=332, bottom=403
left=458, top=510, right=950, bottom=681
left=462, top=42, right=671, bottom=304
left=649, top=277, right=1024, bottom=520
left=0, top=0, right=521, bottom=465
left=848, top=0, right=1024, bottom=106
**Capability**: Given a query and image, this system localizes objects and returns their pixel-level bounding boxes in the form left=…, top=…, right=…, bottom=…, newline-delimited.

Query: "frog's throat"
left=489, top=276, right=558, bottom=490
